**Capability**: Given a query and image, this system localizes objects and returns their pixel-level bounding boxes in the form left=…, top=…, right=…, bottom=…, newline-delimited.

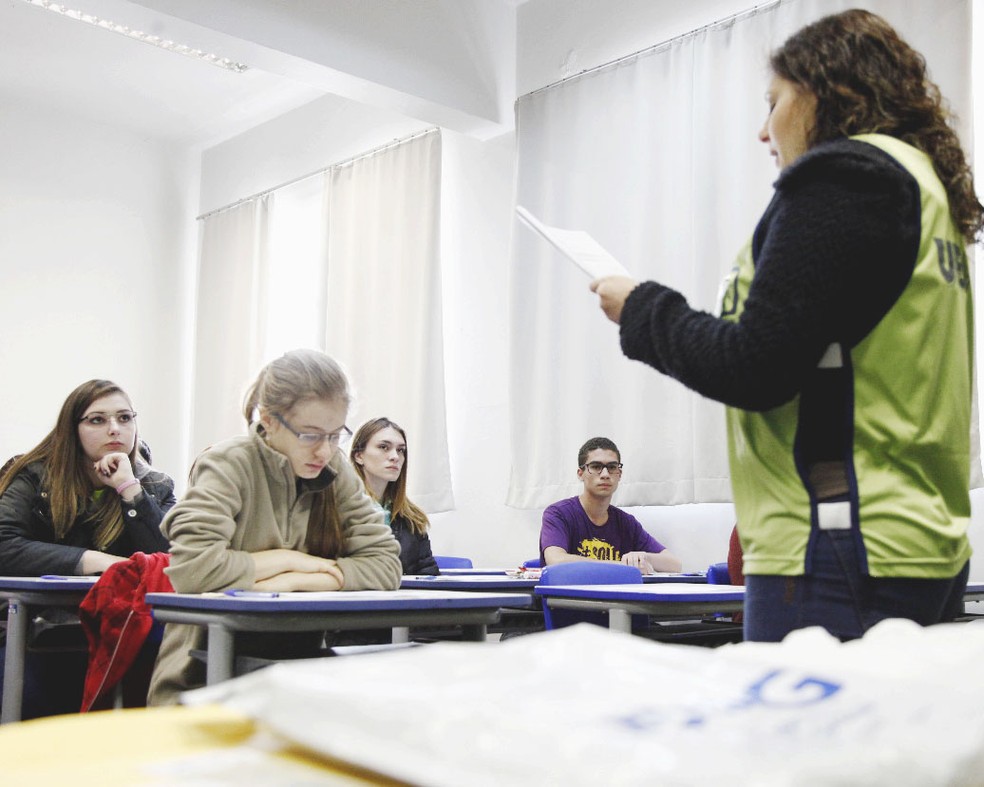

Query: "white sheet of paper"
left=516, top=205, right=629, bottom=280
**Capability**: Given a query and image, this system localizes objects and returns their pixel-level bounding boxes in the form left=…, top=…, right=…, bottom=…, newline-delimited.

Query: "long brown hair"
left=770, top=9, right=983, bottom=242
left=0, top=380, right=140, bottom=547
left=242, top=349, right=352, bottom=558
left=350, top=417, right=429, bottom=536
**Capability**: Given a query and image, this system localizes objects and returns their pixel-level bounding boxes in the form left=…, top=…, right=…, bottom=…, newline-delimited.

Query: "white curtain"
left=191, top=195, right=271, bottom=457
left=509, top=0, right=974, bottom=508
left=263, top=175, right=329, bottom=358
left=192, top=130, right=452, bottom=512
left=324, top=129, right=453, bottom=512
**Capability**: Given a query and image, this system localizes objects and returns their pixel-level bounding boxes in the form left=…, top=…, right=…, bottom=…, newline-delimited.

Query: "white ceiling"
left=0, top=0, right=518, bottom=149
left=0, top=0, right=326, bottom=148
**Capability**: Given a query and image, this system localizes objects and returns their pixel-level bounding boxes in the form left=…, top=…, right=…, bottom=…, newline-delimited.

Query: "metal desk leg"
left=391, top=626, right=410, bottom=644
left=1, top=600, right=27, bottom=723
left=461, top=624, right=487, bottom=642
left=608, top=609, right=632, bottom=634
left=206, top=624, right=234, bottom=685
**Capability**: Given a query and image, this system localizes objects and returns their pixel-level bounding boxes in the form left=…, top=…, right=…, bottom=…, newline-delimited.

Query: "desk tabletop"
left=402, top=574, right=540, bottom=590
left=642, top=572, right=708, bottom=584
left=0, top=575, right=98, bottom=593
left=146, top=588, right=533, bottom=613
left=536, top=582, right=744, bottom=603
left=964, top=580, right=984, bottom=604
left=438, top=567, right=515, bottom=575
left=402, top=571, right=707, bottom=591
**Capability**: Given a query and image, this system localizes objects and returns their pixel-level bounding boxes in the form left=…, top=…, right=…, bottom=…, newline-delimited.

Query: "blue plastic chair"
left=539, top=562, right=643, bottom=630
left=433, top=555, right=474, bottom=570
left=706, top=562, right=732, bottom=584
left=521, top=558, right=542, bottom=569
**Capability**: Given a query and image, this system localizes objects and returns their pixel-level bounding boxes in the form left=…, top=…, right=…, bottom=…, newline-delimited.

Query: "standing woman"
left=0, top=379, right=174, bottom=717
left=592, top=10, right=981, bottom=642
left=351, top=418, right=439, bottom=576
left=148, top=349, right=401, bottom=705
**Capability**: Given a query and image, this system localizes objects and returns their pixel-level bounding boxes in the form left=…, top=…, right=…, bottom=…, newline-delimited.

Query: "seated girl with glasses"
left=350, top=417, right=439, bottom=576
left=148, top=349, right=402, bottom=705
left=0, top=379, right=174, bottom=577
left=0, top=379, right=175, bottom=718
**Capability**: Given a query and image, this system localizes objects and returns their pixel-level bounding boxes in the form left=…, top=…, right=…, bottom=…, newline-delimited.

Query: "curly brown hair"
left=770, top=9, right=982, bottom=242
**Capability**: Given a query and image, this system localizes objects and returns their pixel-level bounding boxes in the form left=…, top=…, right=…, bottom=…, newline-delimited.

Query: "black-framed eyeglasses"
left=79, top=411, right=137, bottom=427
left=275, top=413, right=352, bottom=447
left=580, top=461, right=623, bottom=475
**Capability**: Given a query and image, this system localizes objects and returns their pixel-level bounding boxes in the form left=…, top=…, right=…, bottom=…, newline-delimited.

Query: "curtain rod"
left=519, top=0, right=781, bottom=101
left=196, top=126, right=439, bottom=221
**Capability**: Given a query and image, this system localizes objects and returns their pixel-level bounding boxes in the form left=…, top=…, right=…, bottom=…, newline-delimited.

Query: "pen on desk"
left=223, top=590, right=280, bottom=598
left=40, top=575, right=72, bottom=580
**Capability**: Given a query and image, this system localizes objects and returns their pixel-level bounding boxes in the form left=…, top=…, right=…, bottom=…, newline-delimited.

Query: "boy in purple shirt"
left=540, top=437, right=682, bottom=573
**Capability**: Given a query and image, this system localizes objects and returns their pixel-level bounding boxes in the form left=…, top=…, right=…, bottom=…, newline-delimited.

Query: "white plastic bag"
left=185, top=620, right=984, bottom=786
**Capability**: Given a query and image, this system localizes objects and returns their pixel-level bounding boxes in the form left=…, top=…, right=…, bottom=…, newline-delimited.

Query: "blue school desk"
left=436, top=567, right=516, bottom=575
left=401, top=571, right=707, bottom=591
left=0, top=575, right=98, bottom=724
left=145, top=589, right=533, bottom=685
left=399, top=575, right=548, bottom=640
left=963, top=580, right=984, bottom=604
left=401, top=574, right=541, bottom=591
left=535, top=582, right=745, bottom=634
left=399, top=573, right=713, bottom=640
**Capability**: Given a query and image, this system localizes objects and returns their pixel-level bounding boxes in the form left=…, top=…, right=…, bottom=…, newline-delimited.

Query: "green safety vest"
left=722, top=134, right=973, bottom=578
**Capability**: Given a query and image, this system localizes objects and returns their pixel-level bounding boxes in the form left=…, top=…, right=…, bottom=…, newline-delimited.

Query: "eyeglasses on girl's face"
left=78, top=411, right=137, bottom=428
left=275, top=413, right=352, bottom=446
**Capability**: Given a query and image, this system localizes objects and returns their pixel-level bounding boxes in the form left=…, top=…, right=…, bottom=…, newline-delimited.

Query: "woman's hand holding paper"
left=591, top=276, right=639, bottom=324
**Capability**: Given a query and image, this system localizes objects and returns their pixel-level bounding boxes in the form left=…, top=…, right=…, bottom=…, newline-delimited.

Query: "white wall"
left=429, top=130, right=543, bottom=563
left=518, top=0, right=764, bottom=95
left=199, top=93, right=431, bottom=215
left=0, top=101, right=198, bottom=489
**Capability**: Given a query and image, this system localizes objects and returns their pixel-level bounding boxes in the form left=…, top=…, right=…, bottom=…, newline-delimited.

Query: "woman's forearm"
left=251, top=548, right=342, bottom=582
left=253, top=570, right=344, bottom=592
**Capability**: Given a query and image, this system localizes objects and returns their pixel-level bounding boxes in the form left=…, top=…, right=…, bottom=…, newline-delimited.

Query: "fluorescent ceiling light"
left=21, top=0, right=248, bottom=73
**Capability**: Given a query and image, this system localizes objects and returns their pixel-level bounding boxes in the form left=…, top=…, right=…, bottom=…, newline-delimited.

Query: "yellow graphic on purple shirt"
left=577, top=538, right=620, bottom=562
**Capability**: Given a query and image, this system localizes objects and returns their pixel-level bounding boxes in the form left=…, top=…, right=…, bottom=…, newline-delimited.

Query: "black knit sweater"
left=619, top=138, right=922, bottom=412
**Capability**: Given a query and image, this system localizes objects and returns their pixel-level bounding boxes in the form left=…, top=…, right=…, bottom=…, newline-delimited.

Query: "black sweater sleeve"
left=111, top=470, right=174, bottom=556
left=619, top=139, right=921, bottom=411
left=0, top=471, right=86, bottom=576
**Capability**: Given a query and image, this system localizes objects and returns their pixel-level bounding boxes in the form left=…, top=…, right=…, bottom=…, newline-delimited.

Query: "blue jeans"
left=744, top=530, right=970, bottom=642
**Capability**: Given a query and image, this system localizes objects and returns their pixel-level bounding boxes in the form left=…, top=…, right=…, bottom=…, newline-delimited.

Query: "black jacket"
left=0, top=461, right=174, bottom=576
left=620, top=138, right=920, bottom=412
left=391, top=514, right=438, bottom=575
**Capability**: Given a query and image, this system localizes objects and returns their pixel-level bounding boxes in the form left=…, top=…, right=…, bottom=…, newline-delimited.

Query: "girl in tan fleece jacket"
left=148, top=349, right=401, bottom=704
